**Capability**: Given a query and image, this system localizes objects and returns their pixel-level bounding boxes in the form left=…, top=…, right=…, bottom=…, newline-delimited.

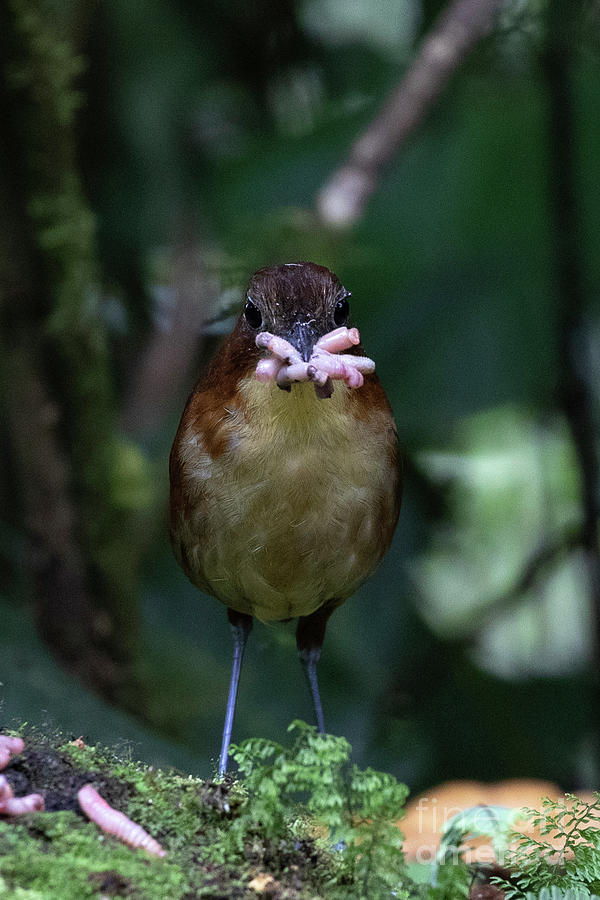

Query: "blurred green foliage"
left=2, top=0, right=600, bottom=800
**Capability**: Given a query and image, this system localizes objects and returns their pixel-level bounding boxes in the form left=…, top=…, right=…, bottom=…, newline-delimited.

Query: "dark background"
left=1, top=0, right=599, bottom=795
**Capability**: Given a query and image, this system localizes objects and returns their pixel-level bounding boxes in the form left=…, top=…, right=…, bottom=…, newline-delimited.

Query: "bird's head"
left=238, top=261, right=351, bottom=363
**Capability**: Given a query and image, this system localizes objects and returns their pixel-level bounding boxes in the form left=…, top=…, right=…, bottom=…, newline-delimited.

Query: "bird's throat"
left=238, top=374, right=350, bottom=441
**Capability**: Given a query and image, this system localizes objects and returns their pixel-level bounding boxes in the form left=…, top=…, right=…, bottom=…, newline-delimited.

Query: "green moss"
left=7, top=725, right=600, bottom=898
left=0, top=729, right=338, bottom=898
left=0, top=813, right=186, bottom=899
left=0, top=876, right=46, bottom=899
left=2, top=0, right=159, bottom=696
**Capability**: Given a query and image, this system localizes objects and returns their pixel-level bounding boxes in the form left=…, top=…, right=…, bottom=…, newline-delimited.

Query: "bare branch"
left=317, top=0, right=504, bottom=226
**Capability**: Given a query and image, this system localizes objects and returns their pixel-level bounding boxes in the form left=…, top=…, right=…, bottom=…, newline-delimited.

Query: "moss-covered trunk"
left=0, top=0, right=148, bottom=708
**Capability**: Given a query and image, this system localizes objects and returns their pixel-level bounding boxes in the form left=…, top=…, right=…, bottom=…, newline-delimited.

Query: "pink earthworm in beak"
left=255, top=325, right=375, bottom=397
left=255, top=357, right=284, bottom=382
left=314, top=326, right=360, bottom=352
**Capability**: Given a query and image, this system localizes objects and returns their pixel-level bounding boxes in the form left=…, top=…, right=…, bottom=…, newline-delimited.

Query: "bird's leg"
left=296, top=602, right=338, bottom=734
left=219, top=609, right=253, bottom=776
left=299, top=647, right=325, bottom=734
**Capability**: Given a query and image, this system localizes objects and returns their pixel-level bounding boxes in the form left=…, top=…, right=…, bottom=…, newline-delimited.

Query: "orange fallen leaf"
left=401, top=779, right=596, bottom=864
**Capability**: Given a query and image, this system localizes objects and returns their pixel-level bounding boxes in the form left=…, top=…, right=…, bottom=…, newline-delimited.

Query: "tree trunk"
left=0, top=0, right=149, bottom=709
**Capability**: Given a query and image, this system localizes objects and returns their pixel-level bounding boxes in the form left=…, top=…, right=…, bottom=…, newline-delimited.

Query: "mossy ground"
left=0, top=730, right=334, bottom=899
left=4, top=727, right=586, bottom=900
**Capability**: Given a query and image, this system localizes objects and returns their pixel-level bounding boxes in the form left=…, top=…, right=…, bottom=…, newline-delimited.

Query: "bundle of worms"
left=0, top=734, right=165, bottom=857
left=255, top=326, right=375, bottom=398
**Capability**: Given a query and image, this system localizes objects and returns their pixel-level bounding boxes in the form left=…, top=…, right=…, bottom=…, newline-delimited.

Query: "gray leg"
left=299, top=646, right=325, bottom=733
left=219, top=609, right=253, bottom=776
left=296, top=602, right=338, bottom=734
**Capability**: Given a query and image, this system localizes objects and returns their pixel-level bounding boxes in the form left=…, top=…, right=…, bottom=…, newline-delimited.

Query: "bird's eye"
left=244, top=298, right=263, bottom=329
left=333, top=297, right=350, bottom=326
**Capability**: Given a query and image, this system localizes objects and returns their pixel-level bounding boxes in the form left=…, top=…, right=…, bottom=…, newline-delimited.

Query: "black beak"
left=288, top=321, right=318, bottom=363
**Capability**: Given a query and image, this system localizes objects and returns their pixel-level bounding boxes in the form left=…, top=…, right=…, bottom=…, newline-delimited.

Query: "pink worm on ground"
left=0, top=774, right=45, bottom=816
left=255, top=326, right=375, bottom=397
left=78, top=784, right=166, bottom=857
left=0, top=736, right=25, bottom=771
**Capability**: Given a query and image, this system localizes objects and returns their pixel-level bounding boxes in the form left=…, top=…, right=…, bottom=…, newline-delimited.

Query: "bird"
left=169, top=261, right=401, bottom=775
